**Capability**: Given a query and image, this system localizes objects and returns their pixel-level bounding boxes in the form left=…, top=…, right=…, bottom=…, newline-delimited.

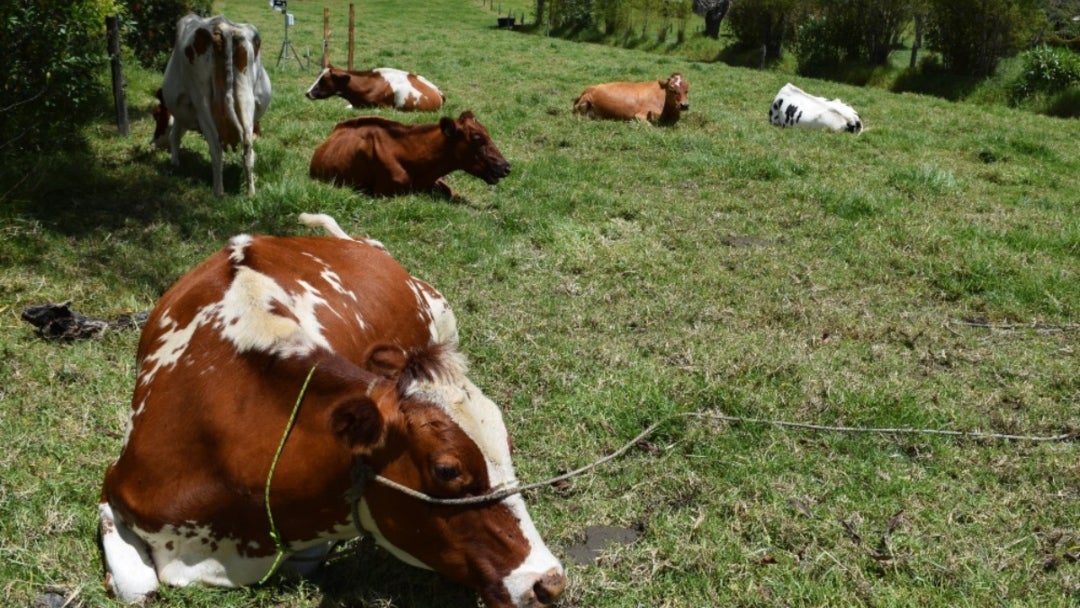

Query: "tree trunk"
left=909, top=12, right=923, bottom=69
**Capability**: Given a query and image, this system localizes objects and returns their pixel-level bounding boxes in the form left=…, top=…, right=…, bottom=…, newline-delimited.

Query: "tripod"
left=275, top=0, right=303, bottom=69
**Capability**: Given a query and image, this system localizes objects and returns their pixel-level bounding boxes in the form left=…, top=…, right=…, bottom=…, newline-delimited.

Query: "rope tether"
left=261, top=371, right=1075, bottom=576
left=355, top=411, right=1074, bottom=507
left=259, top=364, right=318, bottom=585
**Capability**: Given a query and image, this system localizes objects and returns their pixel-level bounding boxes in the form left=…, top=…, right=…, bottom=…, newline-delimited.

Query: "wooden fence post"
left=322, top=7, right=331, bottom=68
left=106, top=15, right=129, bottom=137
left=348, top=4, right=355, bottom=71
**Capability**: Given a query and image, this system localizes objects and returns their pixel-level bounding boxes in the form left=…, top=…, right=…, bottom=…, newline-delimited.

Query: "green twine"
left=259, top=364, right=318, bottom=585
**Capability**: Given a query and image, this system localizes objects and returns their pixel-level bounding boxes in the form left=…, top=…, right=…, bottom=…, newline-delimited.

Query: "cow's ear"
left=330, top=396, right=387, bottom=454
left=658, top=78, right=669, bottom=88
left=440, top=116, right=459, bottom=139
left=332, top=71, right=351, bottom=86
left=364, top=344, right=408, bottom=380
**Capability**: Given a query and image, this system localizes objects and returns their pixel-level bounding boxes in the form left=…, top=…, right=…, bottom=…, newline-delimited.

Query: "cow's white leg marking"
left=99, top=502, right=160, bottom=603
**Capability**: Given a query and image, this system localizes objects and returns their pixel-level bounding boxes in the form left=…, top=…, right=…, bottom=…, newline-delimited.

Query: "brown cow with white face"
left=98, top=213, right=566, bottom=608
left=572, top=72, right=689, bottom=125
left=309, top=111, right=510, bottom=197
left=305, top=65, right=445, bottom=112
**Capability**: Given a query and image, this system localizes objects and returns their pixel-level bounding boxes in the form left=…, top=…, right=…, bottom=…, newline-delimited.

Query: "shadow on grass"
left=0, top=134, right=268, bottom=297
left=311, top=537, right=479, bottom=608
left=0, top=141, right=246, bottom=238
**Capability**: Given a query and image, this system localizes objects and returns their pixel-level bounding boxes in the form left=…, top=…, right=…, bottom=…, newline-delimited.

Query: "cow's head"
left=440, top=111, right=511, bottom=185
left=662, top=72, right=690, bottom=112
left=316, top=341, right=566, bottom=608
left=305, top=66, right=349, bottom=100
left=151, top=88, right=172, bottom=149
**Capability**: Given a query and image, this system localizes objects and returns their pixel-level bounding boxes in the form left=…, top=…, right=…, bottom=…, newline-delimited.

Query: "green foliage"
left=1012, top=44, right=1080, bottom=99
left=0, top=0, right=119, bottom=155
left=795, top=0, right=911, bottom=75
left=122, top=0, right=213, bottom=69
left=1042, top=0, right=1080, bottom=49
left=725, top=0, right=802, bottom=61
left=925, top=0, right=1044, bottom=77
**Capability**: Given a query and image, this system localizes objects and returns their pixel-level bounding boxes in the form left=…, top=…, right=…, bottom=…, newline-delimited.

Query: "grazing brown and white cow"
left=99, top=213, right=567, bottom=608
left=305, top=65, right=445, bottom=111
left=572, top=72, right=690, bottom=125
left=769, top=83, right=863, bottom=133
left=309, top=111, right=510, bottom=197
left=152, top=14, right=272, bottom=196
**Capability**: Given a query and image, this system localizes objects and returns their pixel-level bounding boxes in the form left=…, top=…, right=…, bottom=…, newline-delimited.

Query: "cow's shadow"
left=157, top=147, right=248, bottom=193
left=310, top=537, right=480, bottom=608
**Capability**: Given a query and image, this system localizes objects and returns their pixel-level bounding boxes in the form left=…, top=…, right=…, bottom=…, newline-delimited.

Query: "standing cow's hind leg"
left=243, top=142, right=256, bottom=196
left=99, top=502, right=160, bottom=603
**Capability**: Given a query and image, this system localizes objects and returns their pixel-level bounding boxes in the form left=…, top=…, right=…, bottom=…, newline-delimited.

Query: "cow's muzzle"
left=680, top=102, right=690, bottom=111
left=520, top=567, right=566, bottom=607
left=484, top=161, right=511, bottom=185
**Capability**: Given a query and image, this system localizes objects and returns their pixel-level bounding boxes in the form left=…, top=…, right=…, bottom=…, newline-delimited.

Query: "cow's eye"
left=434, top=463, right=461, bottom=482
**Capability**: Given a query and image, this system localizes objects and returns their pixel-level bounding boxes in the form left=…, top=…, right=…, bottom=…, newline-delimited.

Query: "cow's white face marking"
left=305, top=67, right=331, bottom=97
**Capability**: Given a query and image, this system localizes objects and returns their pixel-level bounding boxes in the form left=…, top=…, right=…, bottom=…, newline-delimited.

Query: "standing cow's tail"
left=217, top=19, right=261, bottom=195
left=218, top=22, right=244, bottom=151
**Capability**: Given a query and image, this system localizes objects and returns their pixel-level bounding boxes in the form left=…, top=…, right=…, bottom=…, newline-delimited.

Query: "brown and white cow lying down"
left=152, top=14, right=272, bottom=196
left=99, top=213, right=567, bottom=608
left=309, top=111, right=510, bottom=197
left=572, top=72, right=690, bottom=125
left=305, top=65, right=445, bottom=111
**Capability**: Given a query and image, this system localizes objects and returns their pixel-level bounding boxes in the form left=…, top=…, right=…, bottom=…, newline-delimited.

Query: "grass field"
left=1, top=0, right=1078, bottom=606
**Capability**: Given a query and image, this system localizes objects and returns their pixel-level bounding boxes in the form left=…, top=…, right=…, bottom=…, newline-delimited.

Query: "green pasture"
left=1, top=0, right=1077, bottom=606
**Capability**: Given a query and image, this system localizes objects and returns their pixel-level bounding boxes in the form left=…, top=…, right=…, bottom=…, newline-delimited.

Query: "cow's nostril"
left=532, top=568, right=567, bottom=606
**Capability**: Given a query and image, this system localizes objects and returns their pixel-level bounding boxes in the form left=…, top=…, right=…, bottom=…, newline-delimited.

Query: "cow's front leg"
left=431, top=178, right=455, bottom=199
left=99, top=501, right=160, bottom=603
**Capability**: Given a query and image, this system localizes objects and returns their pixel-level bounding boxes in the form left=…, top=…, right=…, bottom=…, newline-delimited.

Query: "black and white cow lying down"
left=769, top=83, right=863, bottom=133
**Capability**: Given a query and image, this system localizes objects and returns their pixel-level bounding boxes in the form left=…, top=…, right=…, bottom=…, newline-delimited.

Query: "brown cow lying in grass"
left=572, top=72, right=689, bottom=125
left=309, top=111, right=510, bottom=197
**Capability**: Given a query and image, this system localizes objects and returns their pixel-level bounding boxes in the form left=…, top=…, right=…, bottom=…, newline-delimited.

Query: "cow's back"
left=308, top=118, right=390, bottom=189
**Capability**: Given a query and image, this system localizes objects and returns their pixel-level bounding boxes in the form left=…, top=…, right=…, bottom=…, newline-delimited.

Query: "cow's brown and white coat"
left=152, top=14, right=272, bottom=196
left=305, top=66, right=445, bottom=112
left=308, top=111, right=510, bottom=197
left=572, top=72, right=690, bottom=125
left=99, top=214, right=565, bottom=608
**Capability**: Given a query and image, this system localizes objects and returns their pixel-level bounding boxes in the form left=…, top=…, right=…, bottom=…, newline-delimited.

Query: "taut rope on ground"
left=359, top=410, right=1076, bottom=507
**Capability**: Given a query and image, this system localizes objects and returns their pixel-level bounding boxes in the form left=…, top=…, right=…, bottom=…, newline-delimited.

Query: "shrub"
left=725, top=0, right=802, bottom=62
left=0, top=0, right=120, bottom=155
left=794, top=14, right=842, bottom=76
left=925, top=0, right=1043, bottom=78
left=1011, top=45, right=1080, bottom=100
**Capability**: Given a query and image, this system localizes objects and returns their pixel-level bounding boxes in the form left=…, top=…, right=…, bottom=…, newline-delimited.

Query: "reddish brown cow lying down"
left=309, top=111, right=510, bottom=197
left=572, top=72, right=690, bottom=125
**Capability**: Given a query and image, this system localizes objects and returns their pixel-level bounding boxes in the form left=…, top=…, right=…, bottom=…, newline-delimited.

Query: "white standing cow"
left=769, top=83, right=862, bottom=133
left=152, top=14, right=272, bottom=196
